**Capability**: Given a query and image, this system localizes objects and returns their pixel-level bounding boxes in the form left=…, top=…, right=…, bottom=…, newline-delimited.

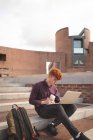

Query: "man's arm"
left=29, top=84, right=41, bottom=105
left=29, top=83, right=51, bottom=105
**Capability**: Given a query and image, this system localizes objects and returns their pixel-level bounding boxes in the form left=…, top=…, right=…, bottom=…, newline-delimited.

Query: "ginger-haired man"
left=29, top=68, right=89, bottom=140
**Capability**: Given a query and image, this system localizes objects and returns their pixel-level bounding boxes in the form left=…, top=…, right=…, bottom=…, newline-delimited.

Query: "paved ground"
left=39, top=116, right=93, bottom=140
left=0, top=72, right=93, bottom=84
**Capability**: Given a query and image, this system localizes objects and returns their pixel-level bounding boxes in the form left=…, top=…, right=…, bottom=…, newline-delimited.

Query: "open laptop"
left=59, top=91, right=82, bottom=104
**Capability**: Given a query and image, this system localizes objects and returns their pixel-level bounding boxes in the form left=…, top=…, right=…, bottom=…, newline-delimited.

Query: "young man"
left=29, top=68, right=90, bottom=140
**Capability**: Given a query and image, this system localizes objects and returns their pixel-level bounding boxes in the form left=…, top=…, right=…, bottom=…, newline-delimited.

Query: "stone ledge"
left=0, top=92, right=30, bottom=99
left=70, top=128, right=93, bottom=140
left=0, top=87, right=31, bottom=93
left=0, top=104, right=93, bottom=140
left=0, top=101, right=34, bottom=112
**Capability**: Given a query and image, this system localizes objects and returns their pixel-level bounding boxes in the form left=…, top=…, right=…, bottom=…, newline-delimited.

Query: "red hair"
left=49, top=68, right=62, bottom=80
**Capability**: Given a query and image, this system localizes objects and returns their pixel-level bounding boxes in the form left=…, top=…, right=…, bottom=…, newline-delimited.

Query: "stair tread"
left=0, top=86, right=32, bottom=89
left=0, top=92, right=30, bottom=95
left=0, top=101, right=29, bottom=106
left=0, top=109, right=37, bottom=122
left=0, top=98, right=28, bottom=103
left=0, top=105, right=91, bottom=122
left=0, top=87, right=32, bottom=93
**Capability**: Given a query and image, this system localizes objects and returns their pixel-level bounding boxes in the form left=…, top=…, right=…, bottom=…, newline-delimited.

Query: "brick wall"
left=55, top=27, right=72, bottom=69
left=57, top=84, right=93, bottom=103
left=56, top=27, right=93, bottom=72
left=27, top=83, right=93, bottom=104
left=0, top=28, right=93, bottom=76
left=0, top=46, right=66, bottom=76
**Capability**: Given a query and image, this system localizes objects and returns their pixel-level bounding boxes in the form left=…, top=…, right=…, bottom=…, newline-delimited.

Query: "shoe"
left=46, top=123, right=58, bottom=136
left=75, top=132, right=90, bottom=140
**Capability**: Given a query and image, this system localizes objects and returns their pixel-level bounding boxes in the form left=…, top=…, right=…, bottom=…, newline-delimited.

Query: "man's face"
left=48, top=75, right=57, bottom=85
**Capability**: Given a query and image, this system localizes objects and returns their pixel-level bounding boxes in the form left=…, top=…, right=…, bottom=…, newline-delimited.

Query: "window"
left=0, top=54, right=6, bottom=61
left=72, top=38, right=85, bottom=66
left=73, top=39, right=83, bottom=54
left=73, top=54, right=85, bottom=66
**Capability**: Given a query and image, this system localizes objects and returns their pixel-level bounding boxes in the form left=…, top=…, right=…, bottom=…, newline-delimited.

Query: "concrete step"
left=0, top=101, right=34, bottom=112
left=0, top=100, right=85, bottom=113
left=0, top=87, right=32, bottom=93
left=0, top=98, right=28, bottom=103
left=0, top=83, right=24, bottom=87
left=0, top=72, right=93, bottom=85
left=0, top=75, right=46, bottom=85
left=0, top=109, right=37, bottom=122
left=70, top=128, right=93, bottom=140
left=0, top=92, right=30, bottom=99
left=0, top=104, right=93, bottom=140
left=84, top=128, right=93, bottom=140
left=70, top=104, right=93, bottom=121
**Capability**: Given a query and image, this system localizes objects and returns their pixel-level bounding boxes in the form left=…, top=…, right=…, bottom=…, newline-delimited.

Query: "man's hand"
left=41, top=97, right=55, bottom=105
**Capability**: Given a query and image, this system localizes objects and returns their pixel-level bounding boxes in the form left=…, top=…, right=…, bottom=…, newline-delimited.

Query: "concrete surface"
left=0, top=87, right=31, bottom=93
left=0, top=104, right=93, bottom=140
left=0, top=72, right=93, bottom=85
left=39, top=116, right=93, bottom=140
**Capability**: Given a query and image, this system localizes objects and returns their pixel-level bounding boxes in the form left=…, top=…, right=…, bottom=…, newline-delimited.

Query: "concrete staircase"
left=0, top=80, right=55, bottom=140
left=0, top=82, right=34, bottom=120
left=0, top=81, right=35, bottom=140
left=0, top=78, right=93, bottom=140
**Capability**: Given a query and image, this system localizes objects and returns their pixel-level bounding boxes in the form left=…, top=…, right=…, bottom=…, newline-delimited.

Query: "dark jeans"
left=38, top=104, right=79, bottom=138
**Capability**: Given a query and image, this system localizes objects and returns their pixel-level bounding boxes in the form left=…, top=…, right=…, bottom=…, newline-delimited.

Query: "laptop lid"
left=60, top=91, right=82, bottom=104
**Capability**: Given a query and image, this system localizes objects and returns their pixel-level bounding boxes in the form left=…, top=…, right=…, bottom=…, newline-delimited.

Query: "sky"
left=0, top=0, right=93, bottom=52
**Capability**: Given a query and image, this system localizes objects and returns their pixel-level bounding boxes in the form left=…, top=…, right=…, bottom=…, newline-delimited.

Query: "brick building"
left=0, top=27, right=93, bottom=76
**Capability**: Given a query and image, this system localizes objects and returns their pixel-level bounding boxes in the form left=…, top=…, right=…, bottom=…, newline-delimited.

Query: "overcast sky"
left=0, top=0, right=93, bottom=52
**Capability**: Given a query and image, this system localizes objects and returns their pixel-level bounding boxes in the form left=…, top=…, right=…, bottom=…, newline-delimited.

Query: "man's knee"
left=71, top=104, right=77, bottom=112
left=69, top=104, right=77, bottom=116
left=61, top=104, right=77, bottom=117
left=56, top=104, right=62, bottom=108
left=55, top=104, right=64, bottom=111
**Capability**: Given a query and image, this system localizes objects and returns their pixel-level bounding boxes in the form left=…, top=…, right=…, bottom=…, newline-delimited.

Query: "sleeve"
left=29, top=83, right=41, bottom=106
left=55, top=88, right=61, bottom=103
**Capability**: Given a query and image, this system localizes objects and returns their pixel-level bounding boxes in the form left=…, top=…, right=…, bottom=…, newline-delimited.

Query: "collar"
left=44, top=79, right=52, bottom=88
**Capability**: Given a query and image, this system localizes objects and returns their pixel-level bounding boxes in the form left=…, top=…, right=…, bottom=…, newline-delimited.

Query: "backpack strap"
left=18, top=107, right=39, bottom=140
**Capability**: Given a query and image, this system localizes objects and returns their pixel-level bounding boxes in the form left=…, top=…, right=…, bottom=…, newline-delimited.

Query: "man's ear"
left=48, top=74, right=51, bottom=78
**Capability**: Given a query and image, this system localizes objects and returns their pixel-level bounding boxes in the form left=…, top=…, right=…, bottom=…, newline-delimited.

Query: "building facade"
left=56, top=27, right=93, bottom=72
left=0, top=27, right=93, bottom=76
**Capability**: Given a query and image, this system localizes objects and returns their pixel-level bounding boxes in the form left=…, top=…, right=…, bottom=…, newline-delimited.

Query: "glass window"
left=73, top=39, right=83, bottom=54
left=73, top=54, right=85, bottom=66
left=74, top=48, right=83, bottom=53
left=0, top=54, right=6, bottom=61
left=73, top=40, right=82, bottom=48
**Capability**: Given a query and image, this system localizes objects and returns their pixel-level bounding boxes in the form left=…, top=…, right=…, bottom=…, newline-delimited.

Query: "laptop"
left=59, top=91, right=82, bottom=104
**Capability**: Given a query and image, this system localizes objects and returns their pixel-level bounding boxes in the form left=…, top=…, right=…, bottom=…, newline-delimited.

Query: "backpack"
left=6, top=104, right=39, bottom=140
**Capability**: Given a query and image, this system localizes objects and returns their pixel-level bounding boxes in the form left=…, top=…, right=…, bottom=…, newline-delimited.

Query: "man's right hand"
left=41, top=97, right=54, bottom=105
